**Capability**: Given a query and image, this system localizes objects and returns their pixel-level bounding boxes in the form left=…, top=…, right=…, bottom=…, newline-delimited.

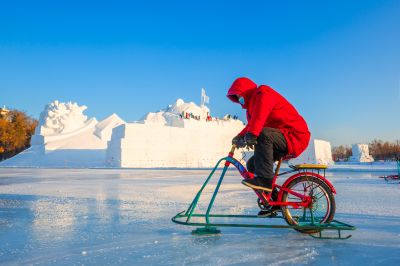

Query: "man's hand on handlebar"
left=232, top=135, right=246, bottom=148
left=244, top=132, right=257, bottom=149
left=232, top=133, right=258, bottom=149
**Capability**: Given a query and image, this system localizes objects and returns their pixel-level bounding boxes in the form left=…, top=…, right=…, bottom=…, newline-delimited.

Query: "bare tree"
left=0, top=110, right=38, bottom=161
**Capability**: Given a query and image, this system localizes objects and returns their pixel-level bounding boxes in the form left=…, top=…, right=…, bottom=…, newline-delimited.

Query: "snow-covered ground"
left=0, top=168, right=400, bottom=265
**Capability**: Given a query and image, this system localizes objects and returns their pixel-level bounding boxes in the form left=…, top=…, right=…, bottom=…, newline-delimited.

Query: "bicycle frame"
left=227, top=145, right=331, bottom=209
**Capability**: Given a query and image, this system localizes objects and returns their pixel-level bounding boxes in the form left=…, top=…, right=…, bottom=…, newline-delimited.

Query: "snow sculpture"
left=95, top=113, right=125, bottom=141
left=168, top=98, right=210, bottom=119
left=140, top=98, right=211, bottom=127
left=289, top=139, right=334, bottom=166
left=1, top=100, right=125, bottom=168
left=1, top=93, right=243, bottom=168
left=35, top=100, right=90, bottom=136
left=107, top=98, right=244, bottom=168
left=349, top=144, right=374, bottom=162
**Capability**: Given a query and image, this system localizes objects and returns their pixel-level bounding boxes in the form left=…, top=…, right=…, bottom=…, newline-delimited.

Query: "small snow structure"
left=289, top=139, right=334, bottom=166
left=349, top=144, right=374, bottom=163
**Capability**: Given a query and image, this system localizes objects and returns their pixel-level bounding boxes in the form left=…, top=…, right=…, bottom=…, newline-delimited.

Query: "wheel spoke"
left=315, top=193, right=326, bottom=201
left=313, top=189, right=324, bottom=198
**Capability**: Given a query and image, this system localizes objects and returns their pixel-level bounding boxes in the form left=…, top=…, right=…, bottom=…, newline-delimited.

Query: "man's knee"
left=258, top=127, right=280, bottom=144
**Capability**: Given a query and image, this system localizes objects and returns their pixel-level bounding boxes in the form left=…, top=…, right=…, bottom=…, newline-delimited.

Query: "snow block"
left=106, top=119, right=244, bottom=168
left=289, top=139, right=334, bottom=166
left=349, top=144, right=374, bottom=163
left=95, top=113, right=126, bottom=141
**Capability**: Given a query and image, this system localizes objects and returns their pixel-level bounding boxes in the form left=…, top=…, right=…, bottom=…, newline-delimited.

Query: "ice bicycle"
left=172, top=145, right=356, bottom=239
left=379, top=157, right=400, bottom=182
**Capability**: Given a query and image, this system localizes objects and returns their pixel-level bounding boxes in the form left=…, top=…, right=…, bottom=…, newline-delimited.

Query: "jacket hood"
left=227, top=77, right=258, bottom=108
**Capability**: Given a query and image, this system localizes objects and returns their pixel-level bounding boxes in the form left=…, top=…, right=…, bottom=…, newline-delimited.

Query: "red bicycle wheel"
left=281, top=175, right=335, bottom=234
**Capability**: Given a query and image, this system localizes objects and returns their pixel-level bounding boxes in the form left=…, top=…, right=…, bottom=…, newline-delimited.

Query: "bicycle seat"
left=290, top=164, right=328, bottom=170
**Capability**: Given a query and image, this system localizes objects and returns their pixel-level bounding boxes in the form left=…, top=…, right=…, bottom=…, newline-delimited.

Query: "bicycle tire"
left=281, top=175, right=336, bottom=234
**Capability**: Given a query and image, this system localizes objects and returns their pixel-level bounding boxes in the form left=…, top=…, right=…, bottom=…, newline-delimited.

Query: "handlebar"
left=229, top=144, right=237, bottom=155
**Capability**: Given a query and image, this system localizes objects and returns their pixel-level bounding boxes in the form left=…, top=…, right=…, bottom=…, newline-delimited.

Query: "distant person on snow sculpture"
left=227, top=77, right=310, bottom=194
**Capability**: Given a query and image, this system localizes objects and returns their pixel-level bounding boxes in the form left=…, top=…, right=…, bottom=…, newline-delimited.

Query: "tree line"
left=332, top=140, right=400, bottom=162
left=0, top=110, right=38, bottom=161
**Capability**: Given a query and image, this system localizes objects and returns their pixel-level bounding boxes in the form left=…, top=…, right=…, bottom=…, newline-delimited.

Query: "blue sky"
left=1, top=0, right=399, bottom=145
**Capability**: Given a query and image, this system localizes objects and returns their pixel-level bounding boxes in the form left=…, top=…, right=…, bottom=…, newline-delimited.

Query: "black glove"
left=232, top=135, right=246, bottom=148
left=244, top=132, right=258, bottom=149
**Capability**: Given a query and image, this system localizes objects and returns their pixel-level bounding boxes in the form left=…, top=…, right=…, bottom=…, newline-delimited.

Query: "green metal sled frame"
left=171, top=154, right=356, bottom=240
left=172, top=212, right=355, bottom=239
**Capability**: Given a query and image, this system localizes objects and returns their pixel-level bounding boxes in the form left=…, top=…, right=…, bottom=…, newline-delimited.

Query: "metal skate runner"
left=379, top=157, right=400, bottom=182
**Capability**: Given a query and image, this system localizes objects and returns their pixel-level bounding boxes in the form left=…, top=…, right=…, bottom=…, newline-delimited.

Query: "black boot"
left=257, top=208, right=279, bottom=217
left=271, top=187, right=279, bottom=202
left=242, top=176, right=273, bottom=192
left=257, top=188, right=280, bottom=217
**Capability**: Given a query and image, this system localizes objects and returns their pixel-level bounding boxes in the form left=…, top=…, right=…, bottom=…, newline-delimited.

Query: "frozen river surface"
left=0, top=168, right=400, bottom=265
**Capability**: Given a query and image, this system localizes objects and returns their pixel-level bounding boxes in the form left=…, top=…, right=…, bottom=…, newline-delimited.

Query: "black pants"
left=246, top=128, right=288, bottom=179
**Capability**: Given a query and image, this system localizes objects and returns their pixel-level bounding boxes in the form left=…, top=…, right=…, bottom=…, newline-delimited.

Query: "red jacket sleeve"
left=246, top=88, right=275, bottom=136
left=237, top=125, right=248, bottom=136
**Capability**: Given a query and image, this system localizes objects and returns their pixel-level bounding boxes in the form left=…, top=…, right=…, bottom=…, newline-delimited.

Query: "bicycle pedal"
left=257, top=210, right=278, bottom=218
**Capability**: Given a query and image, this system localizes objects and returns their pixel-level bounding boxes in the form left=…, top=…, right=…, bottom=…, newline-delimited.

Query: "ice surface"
left=1, top=167, right=400, bottom=265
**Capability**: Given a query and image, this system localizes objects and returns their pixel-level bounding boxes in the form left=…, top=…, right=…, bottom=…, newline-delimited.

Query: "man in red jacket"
left=227, top=77, right=310, bottom=192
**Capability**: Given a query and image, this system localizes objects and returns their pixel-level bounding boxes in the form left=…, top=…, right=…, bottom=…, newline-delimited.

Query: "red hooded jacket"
left=227, top=77, right=310, bottom=158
